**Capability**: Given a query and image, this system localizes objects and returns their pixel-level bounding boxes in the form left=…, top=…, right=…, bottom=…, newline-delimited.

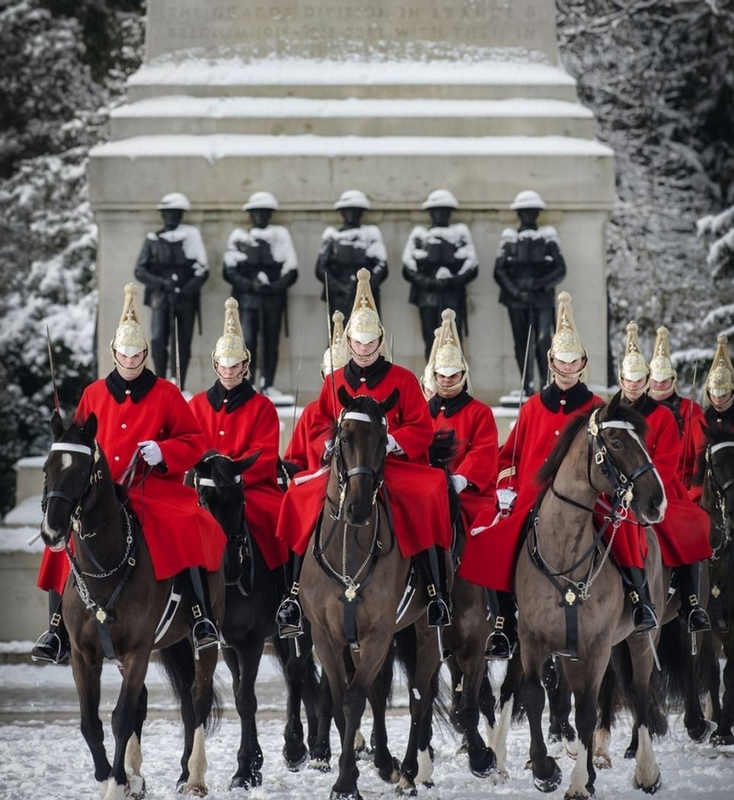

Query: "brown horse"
left=514, top=394, right=668, bottom=798
left=698, top=424, right=734, bottom=745
left=39, top=411, right=224, bottom=800
left=299, top=387, right=443, bottom=800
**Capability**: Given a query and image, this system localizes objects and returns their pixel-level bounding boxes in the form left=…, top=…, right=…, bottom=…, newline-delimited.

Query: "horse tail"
left=609, top=640, right=668, bottom=738
left=158, top=639, right=223, bottom=734
left=654, top=618, right=705, bottom=718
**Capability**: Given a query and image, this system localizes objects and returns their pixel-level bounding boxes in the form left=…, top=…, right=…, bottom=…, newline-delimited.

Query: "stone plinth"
left=89, top=0, right=615, bottom=399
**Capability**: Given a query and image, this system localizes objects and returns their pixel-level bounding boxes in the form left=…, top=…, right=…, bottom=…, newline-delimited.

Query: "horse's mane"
left=343, top=393, right=386, bottom=425
left=536, top=399, right=649, bottom=490
left=693, top=420, right=734, bottom=484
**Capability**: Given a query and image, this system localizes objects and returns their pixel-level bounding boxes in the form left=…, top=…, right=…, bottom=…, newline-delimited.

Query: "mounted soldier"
left=494, top=189, right=567, bottom=396
left=315, top=189, right=388, bottom=318
left=459, top=291, right=605, bottom=659
left=223, top=191, right=298, bottom=401
left=134, top=192, right=208, bottom=391
left=424, top=308, right=499, bottom=533
left=703, top=334, right=734, bottom=431
left=402, top=189, right=479, bottom=360
left=32, top=284, right=224, bottom=664
left=275, top=269, right=453, bottom=637
left=189, top=297, right=288, bottom=576
left=616, top=322, right=712, bottom=633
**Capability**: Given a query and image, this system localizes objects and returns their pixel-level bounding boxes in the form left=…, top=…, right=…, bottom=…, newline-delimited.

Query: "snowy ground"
left=1, top=651, right=733, bottom=800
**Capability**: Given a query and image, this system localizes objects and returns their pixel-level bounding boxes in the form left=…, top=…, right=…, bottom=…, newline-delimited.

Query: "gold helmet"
left=420, top=327, right=441, bottom=399
left=321, top=310, right=349, bottom=377
left=706, top=334, right=734, bottom=397
left=649, top=326, right=677, bottom=383
left=345, top=268, right=384, bottom=345
left=619, top=321, right=649, bottom=382
left=111, top=283, right=148, bottom=356
left=548, top=291, right=586, bottom=363
left=429, top=309, right=469, bottom=395
left=212, top=298, right=250, bottom=368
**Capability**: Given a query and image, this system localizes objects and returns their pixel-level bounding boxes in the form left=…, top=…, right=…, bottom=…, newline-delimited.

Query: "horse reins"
left=529, top=410, right=658, bottom=659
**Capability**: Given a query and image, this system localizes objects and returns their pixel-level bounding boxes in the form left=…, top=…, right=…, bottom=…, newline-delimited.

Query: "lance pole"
left=46, top=325, right=60, bottom=413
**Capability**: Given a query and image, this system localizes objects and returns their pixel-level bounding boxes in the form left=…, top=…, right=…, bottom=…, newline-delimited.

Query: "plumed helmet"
left=420, top=327, right=441, bottom=398
left=433, top=309, right=469, bottom=377
left=111, top=283, right=148, bottom=356
left=510, top=189, right=546, bottom=211
left=422, top=189, right=459, bottom=210
left=157, top=192, right=191, bottom=212
left=706, top=334, right=734, bottom=397
left=345, top=268, right=384, bottom=345
left=620, top=322, right=649, bottom=382
left=212, top=298, right=250, bottom=368
left=321, top=310, right=349, bottom=377
left=243, top=191, right=279, bottom=211
left=334, top=189, right=370, bottom=210
left=549, top=291, right=586, bottom=363
left=649, top=326, right=677, bottom=383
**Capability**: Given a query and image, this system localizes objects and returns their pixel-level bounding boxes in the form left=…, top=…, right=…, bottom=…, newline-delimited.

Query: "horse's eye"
left=609, top=439, right=623, bottom=450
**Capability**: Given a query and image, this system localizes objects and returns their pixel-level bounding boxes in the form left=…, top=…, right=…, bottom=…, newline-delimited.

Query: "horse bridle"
left=705, top=441, right=734, bottom=561
left=329, top=410, right=387, bottom=522
left=194, top=456, right=253, bottom=596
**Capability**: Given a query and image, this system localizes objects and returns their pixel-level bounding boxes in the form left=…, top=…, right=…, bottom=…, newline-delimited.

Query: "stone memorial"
left=89, top=0, right=615, bottom=401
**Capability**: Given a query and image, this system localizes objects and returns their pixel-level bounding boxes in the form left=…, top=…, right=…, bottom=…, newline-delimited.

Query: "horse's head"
left=331, top=386, right=397, bottom=526
left=41, top=411, right=103, bottom=551
left=700, top=424, right=734, bottom=555
left=590, top=392, right=666, bottom=524
left=193, top=450, right=260, bottom=584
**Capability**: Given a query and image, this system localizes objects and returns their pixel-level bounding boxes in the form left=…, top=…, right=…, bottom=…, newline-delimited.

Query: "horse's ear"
left=50, top=410, right=64, bottom=440
left=605, top=391, right=622, bottom=418
left=84, top=413, right=98, bottom=440
left=337, top=385, right=352, bottom=410
left=382, top=388, right=399, bottom=414
left=236, top=450, right=261, bottom=474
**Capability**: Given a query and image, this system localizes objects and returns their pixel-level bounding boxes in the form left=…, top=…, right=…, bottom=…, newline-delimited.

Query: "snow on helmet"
left=243, top=191, right=279, bottom=211
left=422, top=189, right=459, bottom=210
left=157, top=192, right=191, bottom=212
left=510, top=190, right=546, bottom=211
left=334, top=189, right=370, bottom=210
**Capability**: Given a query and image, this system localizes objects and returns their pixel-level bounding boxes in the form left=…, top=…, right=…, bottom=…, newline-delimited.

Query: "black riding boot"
left=418, top=546, right=452, bottom=627
left=484, top=590, right=517, bottom=660
left=676, top=561, right=712, bottom=633
left=276, top=554, right=304, bottom=638
left=622, top=566, right=659, bottom=634
left=185, top=567, right=220, bottom=656
left=31, top=590, right=70, bottom=664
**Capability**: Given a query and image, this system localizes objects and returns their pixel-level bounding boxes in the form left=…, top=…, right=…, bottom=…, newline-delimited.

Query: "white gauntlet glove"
left=386, top=434, right=404, bottom=455
left=434, top=266, right=453, bottom=280
left=451, top=474, right=468, bottom=494
left=496, top=488, right=517, bottom=517
left=138, top=440, right=163, bottom=466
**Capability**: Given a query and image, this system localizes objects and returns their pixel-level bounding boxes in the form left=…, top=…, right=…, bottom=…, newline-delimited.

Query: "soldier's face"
left=649, top=377, right=674, bottom=399
left=349, top=338, right=380, bottom=366
left=435, top=371, right=464, bottom=398
left=340, top=207, right=364, bottom=227
left=620, top=376, right=647, bottom=400
left=215, top=361, right=247, bottom=388
left=428, top=207, right=452, bottom=227
left=710, top=390, right=734, bottom=412
left=249, top=208, right=272, bottom=228
left=552, top=357, right=583, bottom=389
left=517, top=208, right=541, bottom=227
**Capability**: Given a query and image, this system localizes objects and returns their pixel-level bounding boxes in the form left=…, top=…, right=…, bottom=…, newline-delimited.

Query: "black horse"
left=192, top=451, right=328, bottom=787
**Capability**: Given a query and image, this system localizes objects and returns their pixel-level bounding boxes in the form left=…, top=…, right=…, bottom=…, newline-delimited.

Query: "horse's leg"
left=106, top=653, right=150, bottom=800
left=682, top=632, right=712, bottom=742
left=182, top=645, right=219, bottom=796
left=563, top=656, right=607, bottom=800
left=225, top=635, right=266, bottom=789
left=308, top=668, right=334, bottom=771
left=714, top=640, right=734, bottom=745
left=625, top=635, right=662, bottom=793
left=394, top=623, right=442, bottom=795
left=593, top=659, right=616, bottom=769
left=488, top=651, right=522, bottom=779
left=124, top=682, right=148, bottom=799
left=367, top=650, right=400, bottom=783
left=521, top=658, right=562, bottom=793
left=545, top=658, right=577, bottom=757
left=71, top=648, right=112, bottom=793
left=454, top=650, right=495, bottom=777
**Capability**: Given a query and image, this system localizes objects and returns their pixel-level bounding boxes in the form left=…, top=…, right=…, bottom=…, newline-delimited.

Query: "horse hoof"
left=308, top=758, right=332, bottom=773
left=533, top=761, right=562, bottom=793
left=284, top=745, right=309, bottom=771
left=329, top=791, right=362, bottom=800
left=624, top=746, right=636, bottom=760
left=711, top=731, right=734, bottom=747
left=469, top=747, right=497, bottom=778
left=592, top=754, right=612, bottom=770
left=634, top=772, right=661, bottom=794
left=128, top=775, right=146, bottom=799
left=688, top=719, right=715, bottom=744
